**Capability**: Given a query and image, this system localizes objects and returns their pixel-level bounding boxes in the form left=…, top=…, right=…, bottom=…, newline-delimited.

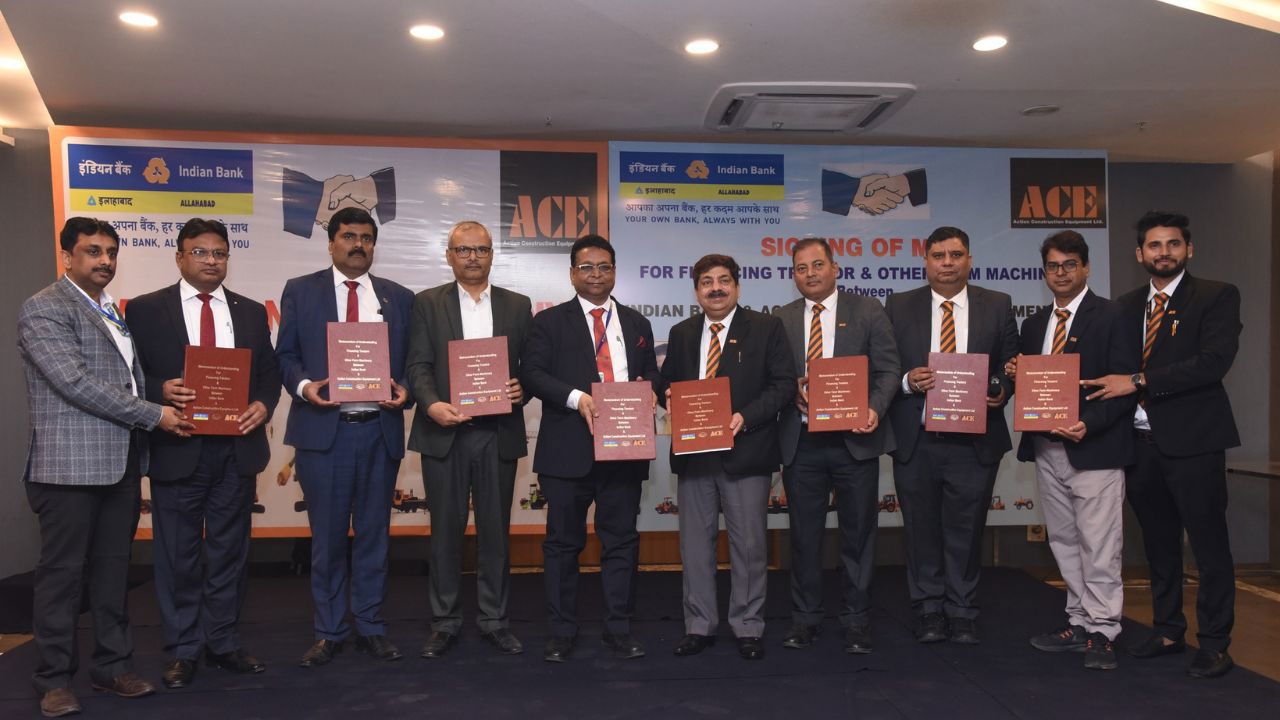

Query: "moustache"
left=706, top=291, right=728, bottom=299
left=94, top=266, right=113, bottom=274
left=348, top=249, right=367, bottom=257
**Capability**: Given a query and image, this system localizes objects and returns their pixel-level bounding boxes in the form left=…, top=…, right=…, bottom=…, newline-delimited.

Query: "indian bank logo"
left=144, top=157, right=171, bottom=184
left=685, top=160, right=710, bottom=180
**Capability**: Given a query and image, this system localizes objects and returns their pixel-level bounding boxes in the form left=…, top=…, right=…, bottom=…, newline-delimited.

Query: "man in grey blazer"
left=406, top=221, right=531, bottom=658
left=773, top=238, right=900, bottom=654
left=884, top=226, right=1018, bottom=646
left=18, top=217, right=191, bottom=717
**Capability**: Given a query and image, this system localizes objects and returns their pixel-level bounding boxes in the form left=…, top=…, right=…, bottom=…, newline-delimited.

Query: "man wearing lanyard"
left=1081, top=211, right=1241, bottom=678
left=521, top=235, right=660, bottom=662
left=18, top=217, right=192, bottom=717
left=126, top=218, right=281, bottom=688
left=276, top=207, right=414, bottom=668
left=406, top=221, right=531, bottom=658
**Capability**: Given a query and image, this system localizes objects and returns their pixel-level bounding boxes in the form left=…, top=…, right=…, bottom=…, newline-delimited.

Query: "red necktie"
left=196, top=293, right=215, bottom=347
left=590, top=307, right=614, bottom=382
left=344, top=280, right=360, bottom=322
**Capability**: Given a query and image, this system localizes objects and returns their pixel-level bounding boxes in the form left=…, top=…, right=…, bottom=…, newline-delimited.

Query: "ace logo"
left=1010, top=157, right=1107, bottom=227
left=500, top=151, right=600, bottom=252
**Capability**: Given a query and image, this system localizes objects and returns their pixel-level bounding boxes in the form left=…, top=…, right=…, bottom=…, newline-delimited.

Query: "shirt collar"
left=1055, top=286, right=1089, bottom=315
left=179, top=277, right=226, bottom=304
left=704, top=305, right=738, bottom=331
left=63, top=274, right=114, bottom=310
left=458, top=282, right=491, bottom=304
left=577, top=294, right=613, bottom=316
left=1148, top=271, right=1184, bottom=301
left=332, top=266, right=371, bottom=290
left=931, top=285, right=969, bottom=310
left=804, top=290, right=838, bottom=315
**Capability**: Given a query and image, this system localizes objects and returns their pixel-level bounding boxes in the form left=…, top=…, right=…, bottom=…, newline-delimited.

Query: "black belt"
left=1135, top=428, right=1156, bottom=443
left=339, top=410, right=380, bottom=423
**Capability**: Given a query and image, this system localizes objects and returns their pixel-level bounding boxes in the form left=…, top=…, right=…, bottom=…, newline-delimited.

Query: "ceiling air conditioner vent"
left=704, top=82, right=916, bottom=133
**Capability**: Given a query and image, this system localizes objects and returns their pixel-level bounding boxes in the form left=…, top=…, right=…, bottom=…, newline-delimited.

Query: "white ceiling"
left=2, top=0, right=1279, bottom=162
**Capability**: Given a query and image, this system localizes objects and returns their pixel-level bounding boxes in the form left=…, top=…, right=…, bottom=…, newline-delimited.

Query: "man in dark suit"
left=773, top=238, right=899, bottom=654
left=884, top=226, right=1018, bottom=645
left=1007, top=231, right=1137, bottom=671
left=18, top=217, right=192, bottom=717
left=406, top=221, right=531, bottom=658
left=126, top=218, right=281, bottom=688
left=660, top=254, right=796, bottom=661
left=276, top=207, right=414, bottom=667
left=1081, top=211, right=1240, bottom=679
left=521, top=235, right=660, bottom=662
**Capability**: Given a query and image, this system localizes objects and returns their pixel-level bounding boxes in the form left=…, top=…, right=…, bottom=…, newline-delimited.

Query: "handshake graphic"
left=281, top=166, right=397, bottom=238
left=822, top=167, right=928, bottom=217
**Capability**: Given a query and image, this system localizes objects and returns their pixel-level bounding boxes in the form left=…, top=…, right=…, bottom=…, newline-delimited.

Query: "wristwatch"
left=1130, top=373, right=1144, bottom=389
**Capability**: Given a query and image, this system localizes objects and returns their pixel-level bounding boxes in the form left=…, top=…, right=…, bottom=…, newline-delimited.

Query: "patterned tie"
left=705, top=322, right=724, bottom=379
left=1142, top=292, right=1168, bottom=369
left=590, top=307, right=614, bottom=382
left=197, top=293, right=215, bottom=347
left=806, top=303, right=825, bottom=368
left=939, top=300, right=957, bottom=353
left=344, top=280, right=360, bottom=322
left=1051, top=308, right=1071, bottom=355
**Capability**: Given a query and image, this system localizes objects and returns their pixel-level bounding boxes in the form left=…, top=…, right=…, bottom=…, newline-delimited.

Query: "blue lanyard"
left=82, top=293, right=130, bottom=337
left=593, top=303, right=614, bottom=358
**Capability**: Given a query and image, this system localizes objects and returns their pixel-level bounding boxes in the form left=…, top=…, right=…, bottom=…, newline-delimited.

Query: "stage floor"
left=2, top=567, right=1277, bottom=719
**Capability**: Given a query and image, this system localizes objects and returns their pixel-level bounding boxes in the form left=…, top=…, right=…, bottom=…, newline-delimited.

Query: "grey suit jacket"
left=405, top=281, right=532, bottom=461
left=774, top=291, right=901, bottom=463
left=18, top=276, right=164, bottom=485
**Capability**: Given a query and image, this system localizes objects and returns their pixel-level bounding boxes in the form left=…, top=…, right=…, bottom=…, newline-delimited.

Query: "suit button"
left=125, top=382, right=132, bottom=389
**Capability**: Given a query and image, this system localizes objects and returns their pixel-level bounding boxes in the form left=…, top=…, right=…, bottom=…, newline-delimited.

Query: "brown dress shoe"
left=40, top=687, right=81, bottom=717
left=90, top=671, right=155, bottom=698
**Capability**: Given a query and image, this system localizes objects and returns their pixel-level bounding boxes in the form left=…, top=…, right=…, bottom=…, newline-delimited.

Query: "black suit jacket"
left=1116, top=273, right=1241, bottom=456
left=405, top=282, right=532, bottom=461
left=1014, top=290, right=1138, bottom=470
left=522, top=297, right=660, bottom=479
left=774, top=291, right=901, bottom=463
left=125, top=283, right=281, bottom=481
left=884, top=284, right=1018, bottom=465
left=659, top=307, right=797, bottom=476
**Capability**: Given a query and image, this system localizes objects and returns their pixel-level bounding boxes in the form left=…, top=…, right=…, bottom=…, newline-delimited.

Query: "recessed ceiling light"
left=1021, top=104, right=1060, bottom=116
left=410, top=24, right=445, bottom=41
left=0, top=57, right=26, bottom=71
left=973, top=35, right=1008, bottom=51
left=119, top=11, right=158, bottom=28
left=685, top=38, right=719, bottom=55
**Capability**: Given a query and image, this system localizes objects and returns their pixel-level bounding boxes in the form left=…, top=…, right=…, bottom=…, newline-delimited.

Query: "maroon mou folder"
left=592, top=381, right=657, bottom=461
left=924, top=352, right=989, bottom=434
left=807, top=355, right=869, bottom=431
left=183, top=345, right=252, bottom=435
left=1014, top=354, right=1080, bottom=432
left=326, top=322, right=392, bottom=403
left=669, top=377, right=734, bottom=455
left=448, top=336, right=512, bottom=416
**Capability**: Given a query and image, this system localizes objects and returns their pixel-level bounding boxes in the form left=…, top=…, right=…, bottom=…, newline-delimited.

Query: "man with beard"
left=1081, top=211, right=1241, bottom=678
left=521, top=235, right=660, bottom=661
left=407, top=221, right=531, bottom=658
left=276, top=207, right=414, bottom=668
left=19, top=217, right=192, bottom=717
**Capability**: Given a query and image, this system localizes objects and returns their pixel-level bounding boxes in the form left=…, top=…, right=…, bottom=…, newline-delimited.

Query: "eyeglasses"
left=574, top=263, right=615, bottom=275
left=1044, top=260, right=1081, bottom=274
left=185, top=248, right=230, bottom=261
left=449, top=245, right=492, bottom=258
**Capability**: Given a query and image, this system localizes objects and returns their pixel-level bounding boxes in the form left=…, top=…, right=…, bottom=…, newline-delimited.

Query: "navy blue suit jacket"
left=276, top=268, right=414, bottom=458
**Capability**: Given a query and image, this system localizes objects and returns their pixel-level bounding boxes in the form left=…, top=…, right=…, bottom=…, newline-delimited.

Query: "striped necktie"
left=705, top=323, right=724, bottom=378
left=1142, top=292, right=1168, bottom=368
left=939, top=300, right=957, bottom=353
left=1051, top=308, right=1071, bottom=354
left=806, top=303, right=825, bottom=368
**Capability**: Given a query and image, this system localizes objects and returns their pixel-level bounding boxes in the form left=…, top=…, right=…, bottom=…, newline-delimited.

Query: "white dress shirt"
left=1134, top=271, right=1185, bottom=431
left=901, top=286, right=971, bottom=394
left=66, top=276, right=138, bottom=397
left=698, top=306, right=738, bottom=379
left=1038, top=286, right=1088, bottom=355
left=800, top=291, right=837, bottom=424
left=567, top=295, right=630, bottom=410
left=458, top=282, right=493, bottom=340
left=178, top=278, right=234, bottom=348
left=297, top=266, right=383, bottom=411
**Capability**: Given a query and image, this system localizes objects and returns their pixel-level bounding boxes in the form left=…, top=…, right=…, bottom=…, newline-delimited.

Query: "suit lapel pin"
left=1069, top=337, right=1077, bottom=343
left=837, top=322, right=847, bottom=328
left=728, top=338, right=738, bottom=344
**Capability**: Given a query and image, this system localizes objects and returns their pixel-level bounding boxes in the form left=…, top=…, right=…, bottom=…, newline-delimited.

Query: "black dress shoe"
left=737, top=636, right=765, bottom=660
left=543, top=635, right=574, bottom=663
left=481, top=628, right=524, bottom=655
left=949, top=617, right=979, bottom=645
left=673, top=634, right=716, bottom=656
left=420, top=631, right=457, bottom=658
left=1127, top=633, right=1186, bottom=658
left=205, top=648, right=266, bottom=674
left=299, top=639, right=342, bottom=668
left=161, top=659, right=196, bottom=689
left=843, top=626, right=873, bottom=655
left=356, top=634, right=403, bottom=661
left=781, top=624, right=821, bottom=649
left=603, top=633, right=646, bottom=659
left=914, top=612, right=948, bottom=643
left=1187, top=649, right=1234, bottom=679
